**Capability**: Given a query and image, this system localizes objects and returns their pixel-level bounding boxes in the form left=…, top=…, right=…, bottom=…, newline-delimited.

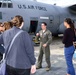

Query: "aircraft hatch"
left=29, top=20, right=38, bottom=34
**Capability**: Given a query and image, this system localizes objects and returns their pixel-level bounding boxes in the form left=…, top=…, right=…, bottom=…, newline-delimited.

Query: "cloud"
left=37, top=0, right=76, bottom=6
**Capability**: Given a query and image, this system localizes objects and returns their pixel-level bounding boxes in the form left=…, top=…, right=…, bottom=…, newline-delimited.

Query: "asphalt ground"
left=33, top=37, right=76, bottom=75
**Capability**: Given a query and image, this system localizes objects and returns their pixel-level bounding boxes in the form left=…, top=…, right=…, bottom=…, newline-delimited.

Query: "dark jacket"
left=0, top=26, right=36, bottom=69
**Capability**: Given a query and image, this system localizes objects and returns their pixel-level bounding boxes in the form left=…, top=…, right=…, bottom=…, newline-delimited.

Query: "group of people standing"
left=36, top=18, right=76, bottom=75
left=0, top=16, right=75, bottom=75
left=0, top=15, right=36, bottom=75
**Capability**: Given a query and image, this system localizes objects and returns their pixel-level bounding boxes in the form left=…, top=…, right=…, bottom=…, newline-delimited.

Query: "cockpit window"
left=8, top=3, right=13, bottom=8
left=0, top=2, right=2, bottom=7
left=0, top=0, right=13, bottom=8
left=2, top=3, right=7, bottom=8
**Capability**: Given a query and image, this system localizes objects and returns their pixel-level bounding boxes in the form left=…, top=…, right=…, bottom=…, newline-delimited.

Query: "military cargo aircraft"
left=0, top=0, right=76, bottom=36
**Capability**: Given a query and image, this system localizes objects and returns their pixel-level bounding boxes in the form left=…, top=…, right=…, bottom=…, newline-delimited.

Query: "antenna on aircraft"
left=54, top=3, right=56, bottom=5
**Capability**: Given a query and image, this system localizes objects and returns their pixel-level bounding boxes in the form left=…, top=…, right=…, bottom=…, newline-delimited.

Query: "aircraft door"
left=29, top=20, right=38, bottom=34
left=49, top=15, right=54, bottom=28
left=49, top=15, right=60, bottom=34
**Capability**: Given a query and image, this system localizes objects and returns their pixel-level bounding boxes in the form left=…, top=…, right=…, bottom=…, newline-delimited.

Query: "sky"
left=34, top=0, right=76, bottom=6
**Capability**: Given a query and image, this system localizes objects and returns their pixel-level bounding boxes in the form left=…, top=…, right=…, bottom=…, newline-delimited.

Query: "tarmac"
left=33, top=36, right=76, bottom=75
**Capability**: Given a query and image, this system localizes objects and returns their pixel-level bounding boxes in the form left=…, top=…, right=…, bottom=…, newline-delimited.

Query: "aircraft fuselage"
left=0, top=0, right=76, bottom=35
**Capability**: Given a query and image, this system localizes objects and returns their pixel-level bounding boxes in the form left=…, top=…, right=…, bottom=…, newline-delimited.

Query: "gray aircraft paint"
left=0, top=0, right=76, bottom=35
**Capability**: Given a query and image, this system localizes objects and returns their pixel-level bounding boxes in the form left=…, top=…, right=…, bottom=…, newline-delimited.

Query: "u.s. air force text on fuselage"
left=18, top=4, right=47, bottom=11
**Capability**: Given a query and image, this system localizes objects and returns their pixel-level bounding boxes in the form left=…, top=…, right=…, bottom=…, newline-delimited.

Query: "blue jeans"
left=64, top=46, right=75, bottom=75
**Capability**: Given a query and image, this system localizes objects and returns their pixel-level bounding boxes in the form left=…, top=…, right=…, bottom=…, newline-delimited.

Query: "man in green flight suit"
left=36, top=22, right=52, bottom=71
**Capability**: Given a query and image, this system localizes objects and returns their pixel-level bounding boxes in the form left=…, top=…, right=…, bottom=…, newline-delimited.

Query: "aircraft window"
left=0, top=12, right=2, bottom=19
left=50, top=20, right=53, bottom=23
left=0, top=2, right=2, bottom=7
left=8, top=3, right=13, bottom=8
left=2, top=3, right=7, bottom=8
left=50, top=20, right=53, bottom=21
left=50, top=16, right=54, bottom=23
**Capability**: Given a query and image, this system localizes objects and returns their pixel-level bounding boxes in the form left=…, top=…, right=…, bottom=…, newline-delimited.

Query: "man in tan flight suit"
left=36, top=22, right=52, bottom=71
